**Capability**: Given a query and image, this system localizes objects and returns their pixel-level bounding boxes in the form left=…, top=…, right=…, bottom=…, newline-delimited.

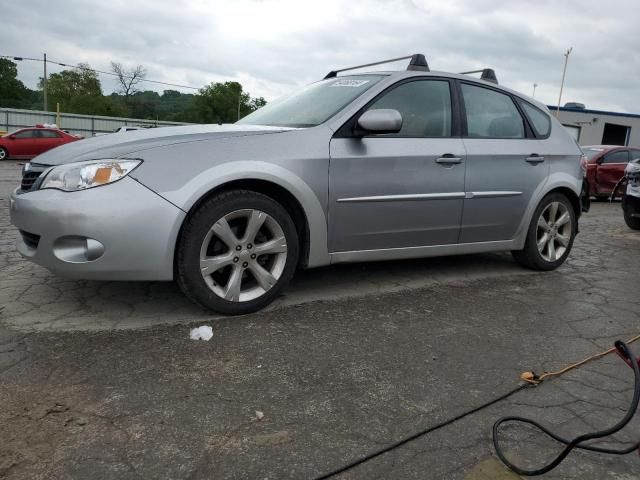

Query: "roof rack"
left=323, top=54, right=429, bottom=79
left=459, top=68, right=498, bottom=84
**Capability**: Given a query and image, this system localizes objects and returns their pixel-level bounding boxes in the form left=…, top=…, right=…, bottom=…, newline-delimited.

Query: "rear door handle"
left=525, top=154, right=545, bottom=164
left=436, top=156, right=463, bottom=165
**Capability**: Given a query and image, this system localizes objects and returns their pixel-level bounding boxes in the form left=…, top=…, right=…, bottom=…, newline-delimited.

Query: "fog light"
left=53, top=236, right=105, bottom=263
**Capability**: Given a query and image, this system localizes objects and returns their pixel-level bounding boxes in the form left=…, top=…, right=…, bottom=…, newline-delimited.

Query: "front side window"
left=461, top=83, right=525, bottom=138
left=602, top=150, right=629, bottom=164
left=520, top=101, right=551, bottom=137
left=364, top=80, right=452, bottom=137
left=14, top=130, right=36, bottom=139
left=237, top=75, right=384, bottom=128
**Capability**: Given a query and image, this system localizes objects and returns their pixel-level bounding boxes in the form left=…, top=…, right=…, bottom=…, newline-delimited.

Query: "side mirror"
left=9, top=135, right=16, bottom=140
left=356, top=109, right=402, bottom=135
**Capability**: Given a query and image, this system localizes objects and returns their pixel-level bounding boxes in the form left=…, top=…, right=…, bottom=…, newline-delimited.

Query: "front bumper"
left=9, top=177, right=186, bottom=281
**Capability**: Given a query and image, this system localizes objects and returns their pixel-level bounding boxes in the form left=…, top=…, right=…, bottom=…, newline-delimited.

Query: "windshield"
left=237, top=75, right=385, bottom=128
left=582, top=147, right=604, bottom=161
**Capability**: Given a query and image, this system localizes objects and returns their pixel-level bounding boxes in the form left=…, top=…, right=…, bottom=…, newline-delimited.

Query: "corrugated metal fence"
left=0, top=108, right=190, bottom=137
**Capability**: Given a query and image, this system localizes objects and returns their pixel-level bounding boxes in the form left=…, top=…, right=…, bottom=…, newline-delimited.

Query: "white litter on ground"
left=190, top=326, right=213, bottom=341
left=255, top=410, right=264, bottom=421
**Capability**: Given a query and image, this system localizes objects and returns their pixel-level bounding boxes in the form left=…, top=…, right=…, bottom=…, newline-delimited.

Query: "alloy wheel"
left=536, top=201, right=572, bottom=262
left=199, top=209, right=288, bottom=302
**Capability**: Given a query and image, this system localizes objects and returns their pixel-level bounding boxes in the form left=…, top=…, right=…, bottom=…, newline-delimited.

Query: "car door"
left=38, top=129, right=66, bottom=153
left=596, top=149, right=629, bottom=194
left=459, top=82, right=549, bottom=243
left=329, top=78, right=466, bottom=253
left=9, top=129, right=39, bottom=157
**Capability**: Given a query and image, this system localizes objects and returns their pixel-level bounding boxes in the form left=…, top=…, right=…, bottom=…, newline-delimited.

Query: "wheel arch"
left=546, top=186, right=581, bottom=221
left=513, top=175, right=582, bottom=249
left=179, top=179, right=312, bottom=269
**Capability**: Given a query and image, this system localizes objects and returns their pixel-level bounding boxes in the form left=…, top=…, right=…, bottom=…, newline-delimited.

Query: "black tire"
left=624, top=211, right=640, bottom=230
left=512, top=193, right=577, bottom=271
left=623, top=196, right=640, bottom=230
left=0, top=147, right=8, bottom=161
left=176, top=190, right=299, bottom=315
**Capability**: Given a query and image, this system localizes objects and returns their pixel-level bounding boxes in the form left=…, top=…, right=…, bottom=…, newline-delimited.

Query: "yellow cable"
left=521, top=334, right=640, bottom=385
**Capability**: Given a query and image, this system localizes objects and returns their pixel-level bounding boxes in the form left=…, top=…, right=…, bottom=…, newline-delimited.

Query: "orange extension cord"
left=520, top=334, right=640, bottom=385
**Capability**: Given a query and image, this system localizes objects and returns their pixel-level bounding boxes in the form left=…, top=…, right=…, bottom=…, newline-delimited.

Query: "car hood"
left=31, top=124, right=292, bottom=166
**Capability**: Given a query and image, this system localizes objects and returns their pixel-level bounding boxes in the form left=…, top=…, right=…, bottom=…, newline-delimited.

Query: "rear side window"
left=520, top=101, right=551, bottom=137
left=39, top=130, right=61, bottom=138
left=461, top=83, right=524, bottom=138
left=366, top=80, right=452, bottom=137
left=602, top=150, right=629, bottom=164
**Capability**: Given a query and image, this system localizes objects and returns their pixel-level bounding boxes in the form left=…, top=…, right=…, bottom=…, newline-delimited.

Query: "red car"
left=583, top=145, right=640, bottom=199
left=0, top=126, right=81, bottom=160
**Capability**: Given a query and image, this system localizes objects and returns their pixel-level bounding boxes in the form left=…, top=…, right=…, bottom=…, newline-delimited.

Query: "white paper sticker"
left=330, top=79, right=370, bottom=87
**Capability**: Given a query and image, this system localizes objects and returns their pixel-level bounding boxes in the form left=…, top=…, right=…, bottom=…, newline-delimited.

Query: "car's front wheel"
left=0, top=147, right=8, bottom=161
left=176, top=190, right=299, bottom=315
left=512, top=193, right=577, bottom=270
left=623, top=196, right=640, bottom=230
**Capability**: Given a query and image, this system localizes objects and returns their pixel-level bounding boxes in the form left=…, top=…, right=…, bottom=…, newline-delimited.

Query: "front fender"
left=138, top=161, right=331, bottom=268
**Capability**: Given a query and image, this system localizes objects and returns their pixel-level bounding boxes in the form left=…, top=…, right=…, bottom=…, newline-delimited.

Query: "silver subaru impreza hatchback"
left=10, top=55, right=585, bottom=315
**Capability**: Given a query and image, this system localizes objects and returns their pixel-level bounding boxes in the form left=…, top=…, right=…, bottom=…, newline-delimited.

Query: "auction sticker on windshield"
left=330, top=79, right=370, bottom=87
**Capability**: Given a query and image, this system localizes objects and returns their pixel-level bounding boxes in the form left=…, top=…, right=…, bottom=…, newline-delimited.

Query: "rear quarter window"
left=519, top=101, right=551, bottom=137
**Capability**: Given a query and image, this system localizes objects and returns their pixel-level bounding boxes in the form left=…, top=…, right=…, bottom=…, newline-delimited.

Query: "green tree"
left=39, top=63, right=118, bottom=115
left=0, top=59, right=29, bottom=108
left=190, top=81, right=265, bottom=124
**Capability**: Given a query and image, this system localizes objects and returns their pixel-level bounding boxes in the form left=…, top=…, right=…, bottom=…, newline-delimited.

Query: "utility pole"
left=532, top=83, right=538, bottom=98
left=556, top=47, right=572, bottom=117
left=43, top=53, right=48, bottom=111
left=237, top=92, right=241, bottom=121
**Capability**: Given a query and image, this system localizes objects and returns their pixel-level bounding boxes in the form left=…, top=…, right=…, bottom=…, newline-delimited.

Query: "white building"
left=550, top=104, right=640, bottom=147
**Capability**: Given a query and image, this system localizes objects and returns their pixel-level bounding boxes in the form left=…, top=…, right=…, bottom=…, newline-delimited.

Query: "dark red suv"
left=0, top=126, right=81, bottom=160
left=583, top=145, right=640, bottom=199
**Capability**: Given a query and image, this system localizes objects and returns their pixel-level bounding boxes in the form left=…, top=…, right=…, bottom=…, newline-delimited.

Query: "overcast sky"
left=2, top=0, right=639, bottom=112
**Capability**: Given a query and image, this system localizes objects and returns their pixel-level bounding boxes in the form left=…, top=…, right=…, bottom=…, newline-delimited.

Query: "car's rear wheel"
left=0, top=147, right=7, bottom=160
left=512, top=193, right=577, bottom=270
left=176, top=190, right=299, bottom=315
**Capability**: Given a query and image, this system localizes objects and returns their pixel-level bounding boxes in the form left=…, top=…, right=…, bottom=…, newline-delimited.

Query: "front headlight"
left=40, top=159, right=142, bottom=192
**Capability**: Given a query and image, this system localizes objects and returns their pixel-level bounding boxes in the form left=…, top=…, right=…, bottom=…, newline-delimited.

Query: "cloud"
left=2, top=0, right=639, bottom=112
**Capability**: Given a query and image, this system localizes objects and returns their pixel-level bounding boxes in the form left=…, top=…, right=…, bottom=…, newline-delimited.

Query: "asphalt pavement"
left=1, top=159, right=639, bottom=479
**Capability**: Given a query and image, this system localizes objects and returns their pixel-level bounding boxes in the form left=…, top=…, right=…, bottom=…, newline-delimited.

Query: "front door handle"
left=525, top=154, right=545, bottom=164
left=436, top=155, right=463, bottom=165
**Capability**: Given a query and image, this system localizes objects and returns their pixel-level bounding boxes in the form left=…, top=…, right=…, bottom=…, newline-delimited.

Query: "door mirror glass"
left=357, top=109, right=403, bottom=134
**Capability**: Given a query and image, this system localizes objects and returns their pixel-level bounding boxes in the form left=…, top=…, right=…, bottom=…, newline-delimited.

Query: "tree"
left=0, top=59, right=29, bottom=108
left=111, top=62, right=146, bottom=99
left=190, top=82, right=266, bottom=124
left=38, top=63, right=120, bottom=115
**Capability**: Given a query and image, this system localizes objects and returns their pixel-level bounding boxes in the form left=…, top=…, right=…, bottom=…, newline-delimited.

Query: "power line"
left=1, top=54, right=201, bottom=91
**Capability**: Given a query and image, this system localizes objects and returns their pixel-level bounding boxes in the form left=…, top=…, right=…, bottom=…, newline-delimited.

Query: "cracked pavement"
left=0, top=159, right=639, bottom=479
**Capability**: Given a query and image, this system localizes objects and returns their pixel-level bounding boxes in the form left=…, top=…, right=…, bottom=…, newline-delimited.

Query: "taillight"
left=580, top=154, right=588, bottom=178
